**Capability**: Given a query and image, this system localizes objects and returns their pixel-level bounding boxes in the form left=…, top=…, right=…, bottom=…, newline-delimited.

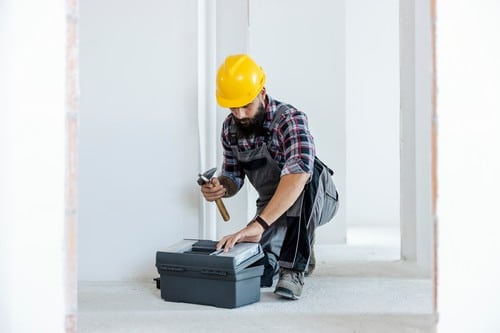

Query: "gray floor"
left=79, top=230, right=437, bottom=333
left=79, top=278, right=435, bottom=333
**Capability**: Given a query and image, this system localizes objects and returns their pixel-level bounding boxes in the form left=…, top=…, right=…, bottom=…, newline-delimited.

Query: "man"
left=200, top=54, right=338, bottom=300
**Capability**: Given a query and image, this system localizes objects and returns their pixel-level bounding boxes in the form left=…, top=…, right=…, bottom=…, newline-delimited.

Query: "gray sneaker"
left=274, top=269, right=304, bottom=300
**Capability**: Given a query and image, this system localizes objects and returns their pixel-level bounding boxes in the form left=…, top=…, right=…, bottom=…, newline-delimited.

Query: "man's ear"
left=259, top=87, right=267, bottom=103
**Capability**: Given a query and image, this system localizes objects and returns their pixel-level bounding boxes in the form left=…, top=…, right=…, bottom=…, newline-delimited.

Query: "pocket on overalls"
left=318, top=169, right=339, bottom=226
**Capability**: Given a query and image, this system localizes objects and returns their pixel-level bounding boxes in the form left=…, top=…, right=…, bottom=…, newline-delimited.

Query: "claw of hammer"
left=197, top=168, right=230, bottom=222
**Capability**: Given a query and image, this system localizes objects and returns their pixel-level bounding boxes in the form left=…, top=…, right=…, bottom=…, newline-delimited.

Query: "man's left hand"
left=216, top=221, right=264, bottom=253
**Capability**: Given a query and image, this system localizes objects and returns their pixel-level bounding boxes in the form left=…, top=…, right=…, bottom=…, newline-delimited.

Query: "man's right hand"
left=200, top=177, right=226, bottom=202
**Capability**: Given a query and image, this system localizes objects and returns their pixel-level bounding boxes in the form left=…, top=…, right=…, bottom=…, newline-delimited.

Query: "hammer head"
left=197, top=167, right=217, bottom=185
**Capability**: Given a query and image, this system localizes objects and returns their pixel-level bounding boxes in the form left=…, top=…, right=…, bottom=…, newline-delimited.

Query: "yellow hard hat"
left=216, top=54, right=266, bottom=108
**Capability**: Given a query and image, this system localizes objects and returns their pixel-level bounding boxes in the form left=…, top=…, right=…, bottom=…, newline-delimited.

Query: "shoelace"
left=280, top=271, right=304, bottom=285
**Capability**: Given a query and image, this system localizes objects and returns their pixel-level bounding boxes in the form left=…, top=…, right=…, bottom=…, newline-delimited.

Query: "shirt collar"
left=264, top=95, right=277, bottom=129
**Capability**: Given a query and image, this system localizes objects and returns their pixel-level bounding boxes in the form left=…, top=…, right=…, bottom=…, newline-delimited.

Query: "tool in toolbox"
left=197, top=167, right=230, bottom=221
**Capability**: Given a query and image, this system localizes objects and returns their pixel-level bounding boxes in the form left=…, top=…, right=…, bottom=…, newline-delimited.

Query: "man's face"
left=230, top=96, right=266, bottom=138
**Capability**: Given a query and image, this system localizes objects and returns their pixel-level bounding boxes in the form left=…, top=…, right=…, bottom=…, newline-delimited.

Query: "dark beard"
left=234, top=103, right=267, bottom=139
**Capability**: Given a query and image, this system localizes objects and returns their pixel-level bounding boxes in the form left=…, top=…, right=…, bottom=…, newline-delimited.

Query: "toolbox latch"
left=160, top=265, right=185, bottom=272
left=201, top=269, right=228, bottom=276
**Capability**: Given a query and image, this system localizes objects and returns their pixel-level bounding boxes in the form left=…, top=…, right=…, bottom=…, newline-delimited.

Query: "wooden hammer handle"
left=215, top=198, right=230, bottom=221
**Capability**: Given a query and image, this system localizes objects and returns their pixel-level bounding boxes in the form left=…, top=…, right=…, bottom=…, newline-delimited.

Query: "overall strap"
left=264, top=103, right=292, bottom=144
left=269, top=104, right=291, bottom=132
left=229, top=126, right=238, bottom=146
left=229, top=117, right=238, bottom=145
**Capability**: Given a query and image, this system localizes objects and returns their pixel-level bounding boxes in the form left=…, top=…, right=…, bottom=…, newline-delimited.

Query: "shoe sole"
left=274, top=287, right=301, bottom=300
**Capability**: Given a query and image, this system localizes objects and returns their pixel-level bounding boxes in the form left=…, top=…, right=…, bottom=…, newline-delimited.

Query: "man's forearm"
left=258, top=173, right=310, bottom=225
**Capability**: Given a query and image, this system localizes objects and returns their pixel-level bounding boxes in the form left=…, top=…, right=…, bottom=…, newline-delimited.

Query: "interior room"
left=78, top=0, right=404, bottom=283
left=10, top=0, right=500, bottom=332
left=13, top=0, right=498, bottom=333
left=75, top=1, right=433, bottom=332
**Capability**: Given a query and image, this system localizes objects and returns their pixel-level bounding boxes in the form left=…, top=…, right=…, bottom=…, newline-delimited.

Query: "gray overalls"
left=229, top=104, right=338, bottom=286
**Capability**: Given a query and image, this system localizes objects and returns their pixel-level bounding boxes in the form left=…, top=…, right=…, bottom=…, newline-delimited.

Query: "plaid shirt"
left=221, top=95, right=315, bottom=190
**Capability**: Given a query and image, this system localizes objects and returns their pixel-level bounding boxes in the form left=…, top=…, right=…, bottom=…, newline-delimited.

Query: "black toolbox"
left=156, top=239, right=264, bottom=308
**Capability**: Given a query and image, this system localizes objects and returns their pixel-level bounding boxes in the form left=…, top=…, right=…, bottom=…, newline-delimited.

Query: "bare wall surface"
left=346, top=0, right=400, bottom=227
left=78, top=0, right=199, bottom=281
left=437, top=0, right=500, bottom=331
left=0, top=0, right=67, bottom=331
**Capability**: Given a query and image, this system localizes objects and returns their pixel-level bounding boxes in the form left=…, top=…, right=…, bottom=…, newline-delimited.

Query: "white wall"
left=346, top=0, right=400, bottom=227
left=78, top=0, right=199, bottom=281
left=414, top=0, right=434, bottom=271
left=0, top=2, right=10, bottom=329
left=398, top=0, right=433, bottom=269
left=437, top=0, right=500, bottom=331
left=0, top=0, right=66, bottom=331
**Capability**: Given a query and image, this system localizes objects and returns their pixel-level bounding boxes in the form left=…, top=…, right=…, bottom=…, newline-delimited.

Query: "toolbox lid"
left=156, top=239, right=264, bottom=276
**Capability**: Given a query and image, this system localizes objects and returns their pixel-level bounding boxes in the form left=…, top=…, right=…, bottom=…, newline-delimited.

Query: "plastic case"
left=156, top=239, right=264, bottom=308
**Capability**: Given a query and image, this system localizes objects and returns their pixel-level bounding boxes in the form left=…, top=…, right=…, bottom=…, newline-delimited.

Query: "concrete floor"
left=78, top=228, right=437, bottom=333
left=79, top=278, right=435, bottom=333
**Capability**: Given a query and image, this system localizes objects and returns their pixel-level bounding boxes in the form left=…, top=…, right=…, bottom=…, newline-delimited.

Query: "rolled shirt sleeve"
left=278, top=109, right=315, bottom=177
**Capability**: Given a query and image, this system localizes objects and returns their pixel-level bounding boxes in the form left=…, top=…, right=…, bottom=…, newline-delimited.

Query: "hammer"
left=197, top=167, right=230, bottom=222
